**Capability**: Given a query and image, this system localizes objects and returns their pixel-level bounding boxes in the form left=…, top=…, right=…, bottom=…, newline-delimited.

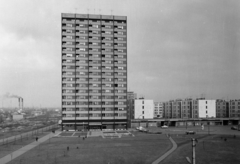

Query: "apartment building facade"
left=163, top=98, right=204, bottom=119
left=229, top=99, right=240, bottom=118
left=134, top=99, right=154, bottom=119
left=61, top=13, right=127, bottom=130
left=154, top=102, right=163, bottom=118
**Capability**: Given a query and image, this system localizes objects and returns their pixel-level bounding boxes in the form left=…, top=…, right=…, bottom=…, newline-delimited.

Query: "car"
left=186, top=131, right=196, bottom=135
left=161, top=125, right=168, bottom=129
left=231, top=126, right=238, bottom=130
left=136, top=126, right=148, bottom=132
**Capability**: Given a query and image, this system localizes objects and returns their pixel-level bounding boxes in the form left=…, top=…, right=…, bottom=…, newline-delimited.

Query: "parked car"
left=161, top=125, right=168, bottom=128
left=231, top=126, right=238, bottom=130
left=136, top=126, right=149, bottom=132
left=186, top=131, right=196, bottom=135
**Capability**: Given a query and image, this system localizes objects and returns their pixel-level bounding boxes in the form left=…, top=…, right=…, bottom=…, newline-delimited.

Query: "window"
left=206, top=106, right=208, bottom=109
left=142, top=111, right=144, bottom=114
left=105, top=55, right=111, bottom=58
left=142, top=106, right=144, bottom=109
left=66, top=24, right=73, bottom=27
left=66, top=54, right=73, bottom=57
left=92, top=48, right=98, bottom=52
left=80, top=31, right=85, bottom=34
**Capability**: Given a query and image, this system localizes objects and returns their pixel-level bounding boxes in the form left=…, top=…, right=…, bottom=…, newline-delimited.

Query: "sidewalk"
left=152, top=135, right=178, bottom=164
left=0, top=131, right=61, bottom=164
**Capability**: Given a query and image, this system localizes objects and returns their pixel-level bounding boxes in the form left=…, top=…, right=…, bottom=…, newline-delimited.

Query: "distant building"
left=134, top=99, right=154, bottom=119
left=162, top=98, right=213, bottom=119
left=32, top=111, right=43, bottom=116
left=127, top=91, right=137, bottom=100
left=12, top=114, right=24, bottom=121
left=198, top=100, right=216, bottom=118
left=229, top=99, right=240, bottom=118
left=154, top=102, right=163, bottom=118
left=216, top=99, right=229, bottom=118
left=127, top=91, right=137, bottom=128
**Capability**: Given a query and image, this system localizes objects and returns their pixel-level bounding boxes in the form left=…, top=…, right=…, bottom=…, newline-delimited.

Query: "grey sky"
left=0, top=0, right=239, bottom=107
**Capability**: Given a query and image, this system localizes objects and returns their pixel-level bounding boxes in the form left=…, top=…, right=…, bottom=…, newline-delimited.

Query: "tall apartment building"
left=61, top=13, right=127, bottom=131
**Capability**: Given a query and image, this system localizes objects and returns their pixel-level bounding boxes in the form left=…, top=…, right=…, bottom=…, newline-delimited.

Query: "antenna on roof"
left=99, top=9, right=101, bottom=15
left=75, top=8, right=77, bottom=14
left=111, top=10, right=113, bottom=16
left=87, top=8, right=89, bottom=14
left=94, top=8, right=95, bottom=14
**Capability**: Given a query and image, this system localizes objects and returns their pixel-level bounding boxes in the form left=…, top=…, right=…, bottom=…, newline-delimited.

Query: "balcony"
left=76, top=117, right=88, bottom=120
left=62, top=117, right=75, bottom=120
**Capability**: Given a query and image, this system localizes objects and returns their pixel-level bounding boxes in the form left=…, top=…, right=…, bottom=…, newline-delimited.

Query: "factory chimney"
left=18, top=98, right=21, bottom=109
left=22, top=98, right=24, bottom=110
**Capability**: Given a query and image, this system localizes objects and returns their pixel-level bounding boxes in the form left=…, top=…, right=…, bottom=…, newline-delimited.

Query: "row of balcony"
left=62, top=20, right=126, bottom=26
left=62, top=117, right=127, bottom=120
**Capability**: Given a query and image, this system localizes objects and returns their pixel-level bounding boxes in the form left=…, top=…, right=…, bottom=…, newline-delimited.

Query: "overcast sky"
left=0, top=0, right=239, bottom=108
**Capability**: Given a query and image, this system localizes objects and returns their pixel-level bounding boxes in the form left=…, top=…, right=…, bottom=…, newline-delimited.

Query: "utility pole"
left=192, top=138, right=197, bottom=164
left=208, top=121, right=210, bottom=135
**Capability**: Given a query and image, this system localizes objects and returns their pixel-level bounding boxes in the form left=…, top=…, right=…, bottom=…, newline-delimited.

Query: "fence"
left=0, top=124, right=58, bottom=146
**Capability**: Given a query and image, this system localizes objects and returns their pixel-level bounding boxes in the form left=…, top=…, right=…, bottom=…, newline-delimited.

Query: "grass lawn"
left=161, top=134, right=240, bottom=164
left=8, top=132, right=172, bottom=164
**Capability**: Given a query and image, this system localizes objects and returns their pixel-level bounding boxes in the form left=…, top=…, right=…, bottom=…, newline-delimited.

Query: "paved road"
left=0, top=131, right=61, bottom=164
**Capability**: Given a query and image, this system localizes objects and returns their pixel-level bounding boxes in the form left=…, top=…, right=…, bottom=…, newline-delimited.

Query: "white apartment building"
left=198, top=100, right=216, bottom=118
left=134, top=99, right=154, bottom=119
left=154, top=102, right=163, bottom=118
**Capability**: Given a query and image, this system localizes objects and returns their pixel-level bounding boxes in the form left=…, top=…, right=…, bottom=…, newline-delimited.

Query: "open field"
left=8, top=132, right=171, bottom=164
left=161, top=134, right=240, bottom=164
